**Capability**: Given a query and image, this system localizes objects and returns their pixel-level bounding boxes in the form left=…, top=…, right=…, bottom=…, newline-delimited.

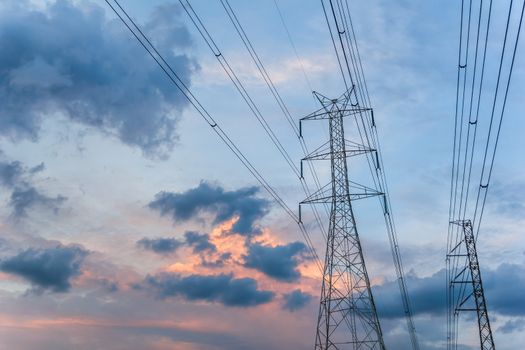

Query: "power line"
left=178, top=0, right=331, bottom=260
left=446, top=0, right=524, bottom=348
left=272, top=0, right=315, bottom=94
left=104, top=0, right=323, bottom=272
left=178, top=0, right=301, bottom=179
left=472, top=0, right=524, bottom=238
left=215, top=0, right=330, bottom=236
left=320, top=0, right=350, bottom=91
left=447, top=2, right=475, bottom=347
left=219, top=0, right=332, bottom=230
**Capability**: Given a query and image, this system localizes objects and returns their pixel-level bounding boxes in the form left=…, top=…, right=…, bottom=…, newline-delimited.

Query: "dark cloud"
left=374, top=263, right=525, bottom=319
left=184, top=231, right=216, bottom=253
left=282, top=289, right=313, bottom=311
left=9, top=186, right=66, bottom=217
left=143, top=272, right=274, bottom=307
left=149, top=182, right=270, bottom=236
left=483, top=263, right=525, bottom=316
left=0, top=0, right=197, bottom=158
left=0, top=245, right=88, bottom=293
left=498, top=318, right=525, bottom=334
left=136, top=231, right=215, bottom=257
left=0, top=155, right=66, bottom=218
left=136, top=237, right=183, bottom=255
left=201, top=252, right=232, bottom=268
left=0, top=160, right=24, bottom=187
left=243, top=241, right=309, bottom=282
left=0, top=156, right=46, bottom=190
left=29, top=162, right=45, bottom=174
left=183, top=230, right=230, bottom=267
left=374, top=269, right=446, bottom=319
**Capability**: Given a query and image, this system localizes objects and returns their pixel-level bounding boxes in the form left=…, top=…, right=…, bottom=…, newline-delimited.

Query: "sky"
left=0, top=0, right=524, bottom=349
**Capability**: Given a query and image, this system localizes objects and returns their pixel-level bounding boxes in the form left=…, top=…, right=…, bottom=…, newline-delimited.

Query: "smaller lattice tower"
left=447, top=220, right=495, bottom=350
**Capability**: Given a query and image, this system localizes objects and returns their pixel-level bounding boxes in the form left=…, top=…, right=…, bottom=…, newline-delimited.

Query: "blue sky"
left=0, top=0, right=523, bottom=349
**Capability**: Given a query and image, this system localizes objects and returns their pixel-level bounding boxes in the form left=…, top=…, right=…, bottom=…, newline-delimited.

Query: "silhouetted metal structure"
left=318, top=0, right=421, bottom=347
left=300, top=89, right=385, bottom=350
left=447, top=220, right=495, bottom=350
left=446, top=0, right=524, bottom=348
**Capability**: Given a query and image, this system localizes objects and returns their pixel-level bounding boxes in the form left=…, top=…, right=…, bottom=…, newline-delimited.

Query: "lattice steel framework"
left=447, top=220, right=495, bottom=350
left=300, top=89, right=385, bottom=350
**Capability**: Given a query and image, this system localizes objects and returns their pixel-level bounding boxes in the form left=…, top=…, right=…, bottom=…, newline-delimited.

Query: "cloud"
left=242, top=242, right=309, bottom=282
left=200, top=252, right=232, bottom=268
left=0, top=160, right=24, bottom=187
left=184, top=231, right=216, bottom=253
left=483, top=263, right=525, bottom=316
left=182, top=230, right=230, bottom=267
left=498, top=318, right=525, bottom=334
left=374, top=269, right=446, bottom=319
left=0, top=245, right=88, bottom=293
left=136, top=237, right=183, bottom=255
left=183, top=231, right=229, bottom=267
left=0, top=0, right=197, bottom=158
left=136, top=231, right=215, bottom=257
left=135, top=231, right=228, bottom=267
left=282, top=289, right=313, bottom=312
left=29, top=162, right=45, bottom=174
left=149, top=182, right=270, bottom=236
left=143, top=272, right=274, bottom=307
left=0, top=155, right=66, bottom=218
left=9, top=186, right=66, bottom=218
left=374, top=263, right=525, bottom=319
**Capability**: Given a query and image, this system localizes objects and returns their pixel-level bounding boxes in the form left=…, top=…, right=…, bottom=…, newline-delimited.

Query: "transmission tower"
left=447, top=220, right=495, bottom=350
left=299, top=88, right=385, bottom=350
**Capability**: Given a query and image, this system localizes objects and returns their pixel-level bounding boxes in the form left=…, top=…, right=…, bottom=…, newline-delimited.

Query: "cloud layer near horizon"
left=374, top=263, right=525, bottom=319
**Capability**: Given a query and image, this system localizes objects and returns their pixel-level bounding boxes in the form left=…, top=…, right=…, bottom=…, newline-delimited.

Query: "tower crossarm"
left=300, top=107, right=372, bottom=122
left=301, top=139, right=375, bottom=162
left=300, top=181, right=383, bottom=205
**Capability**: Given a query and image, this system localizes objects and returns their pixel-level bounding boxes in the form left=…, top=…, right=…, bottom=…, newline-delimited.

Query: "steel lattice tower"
left=300, top=89, right=385, bottom=350
left=447, top=220, right=495, bottom=350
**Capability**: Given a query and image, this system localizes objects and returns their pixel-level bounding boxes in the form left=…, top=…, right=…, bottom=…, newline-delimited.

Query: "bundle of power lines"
left=446, top=0, right=524, bottom=349
left=105, top=0, right=329, bottom=274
